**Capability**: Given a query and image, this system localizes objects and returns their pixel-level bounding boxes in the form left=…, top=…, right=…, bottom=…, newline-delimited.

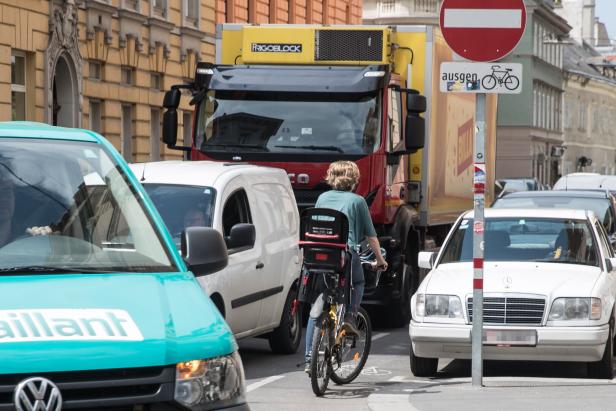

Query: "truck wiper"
left=0, top=266, right=115, bottom=274
left=205, top=143, right=268, bottom=151
left=274, top=145, right=343, bottom=153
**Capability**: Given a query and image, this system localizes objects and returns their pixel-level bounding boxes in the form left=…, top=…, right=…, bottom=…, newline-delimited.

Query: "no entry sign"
left=439, top=0, right=527, bottom=62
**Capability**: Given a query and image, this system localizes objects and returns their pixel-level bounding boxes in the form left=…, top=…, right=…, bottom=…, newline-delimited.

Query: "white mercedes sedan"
left=410, top=208, right=616, bottom=378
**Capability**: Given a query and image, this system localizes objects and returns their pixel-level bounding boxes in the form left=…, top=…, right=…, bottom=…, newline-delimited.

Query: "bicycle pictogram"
left=481, top=65, right=520, bottom=91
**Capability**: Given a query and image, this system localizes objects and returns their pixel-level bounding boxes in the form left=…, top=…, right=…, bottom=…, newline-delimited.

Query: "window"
left=150, top=108, right=161, bottom=161
left=121, top=66, right=134, bottom=86
left=122, top=0, right=139, bottom=10
left=152, top=0, right=167, bottom=18
left=121, top=104, right=133, bottom=161
left=11, top=51, right=26, bottom=121
left=89, top=61, right=103, bottom=80
left=89, top=100, right=102, bottom=133
left=150, top=72, right=162, bottom=90
left=222, top=189, right=252, bottom=239
left=184, top=0, right=199, bottom=26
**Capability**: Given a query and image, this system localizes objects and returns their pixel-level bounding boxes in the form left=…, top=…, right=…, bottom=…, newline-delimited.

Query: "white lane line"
left=246, top=375, right=285, bottom=392
left=443, top=9, right=523, bottom=29
left=368, top=394, right=418, bottom=411
left=372, top=332, right=390, bottom=341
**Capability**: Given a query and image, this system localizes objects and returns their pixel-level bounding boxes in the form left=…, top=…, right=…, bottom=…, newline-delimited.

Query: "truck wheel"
left=269, top=288, right=302, bottom=354
left=588, top=320, right=614, bottom=379
left=410, top=342, right=438, bottom=377
left=386, top=264, right=414, bottom=328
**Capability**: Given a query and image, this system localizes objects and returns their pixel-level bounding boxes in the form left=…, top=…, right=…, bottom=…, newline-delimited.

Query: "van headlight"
left=174, top=351, right=246, bottom=410
left=416, top=294, right=463, bottom=320
left=548, top=298, right=601, bottom=322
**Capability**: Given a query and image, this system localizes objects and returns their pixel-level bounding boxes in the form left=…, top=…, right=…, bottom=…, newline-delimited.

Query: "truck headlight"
left=174, top=351, right=246, bottom=410
left=548, top=298, right=601, bottom=321
left=416, top=294, right=462, bottom=319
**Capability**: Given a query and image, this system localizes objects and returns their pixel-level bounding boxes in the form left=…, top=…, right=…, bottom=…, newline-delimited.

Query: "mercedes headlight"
left=416, top=294, right=463, bottom=319
left=548, top=298, right=601, bottom=321
left=174, top=351, right=246, bottom=410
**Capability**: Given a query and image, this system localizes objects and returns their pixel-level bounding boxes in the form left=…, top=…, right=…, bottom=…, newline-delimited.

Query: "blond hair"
left=325, top=161, right=360, bottom=191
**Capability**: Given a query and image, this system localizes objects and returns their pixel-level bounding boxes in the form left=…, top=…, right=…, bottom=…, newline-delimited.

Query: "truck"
left=160, top=24, right=498, bottom=326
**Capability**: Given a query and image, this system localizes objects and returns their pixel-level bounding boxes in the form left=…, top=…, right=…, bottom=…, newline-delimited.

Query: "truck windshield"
left=141, top=184, right=216, bottom=249
left=0, top=138, right=177, bottom=273
left=439, top=218, right=599, bottom=267
left=195, top=91, right=381, bottom=157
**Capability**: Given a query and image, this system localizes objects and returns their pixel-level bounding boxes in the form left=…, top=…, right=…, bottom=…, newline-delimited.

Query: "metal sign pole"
left=471, top=93, right=486, bottom=387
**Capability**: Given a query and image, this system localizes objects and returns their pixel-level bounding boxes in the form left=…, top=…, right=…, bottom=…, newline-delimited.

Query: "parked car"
left=492, top=190, right=616, bottom=244
left=497, top=177, right=544, bottom=193
left=410, top=208, right=616, bottom=379
left=0, top=123, right=247, bottom=410
left=130, top=160, right=303, bottom=353
left=554, top=173, right=616, bottom=193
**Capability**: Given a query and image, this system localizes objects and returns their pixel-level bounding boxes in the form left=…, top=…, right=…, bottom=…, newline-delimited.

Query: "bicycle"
left=482, top=65, right=520, bottom=91
left=298, top=208, right=384, bottom=396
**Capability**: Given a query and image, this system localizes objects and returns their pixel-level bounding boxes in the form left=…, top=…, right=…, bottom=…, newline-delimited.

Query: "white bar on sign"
left=443, top=9, right=522, bottom=29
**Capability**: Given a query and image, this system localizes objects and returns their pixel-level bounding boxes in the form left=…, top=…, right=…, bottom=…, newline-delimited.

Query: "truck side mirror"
left=182, top=227, right=228, bottom=276
left=405, top=91, right=426, bottom=153
left=162, top=88, right=181, bottom=147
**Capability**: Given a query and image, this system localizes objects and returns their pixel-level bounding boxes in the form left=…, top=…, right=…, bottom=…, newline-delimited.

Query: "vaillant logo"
left=0, top=309, right=143, bottom=342
left=251, top=43, right=302, bottom=53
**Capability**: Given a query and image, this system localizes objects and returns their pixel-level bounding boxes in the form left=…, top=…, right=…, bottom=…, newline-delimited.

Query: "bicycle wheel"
left=310, top=313, right=332, bottom=396
left=504, top=75, right=520, bottom=90
left=330, top=307, right=372, bottom=385
left=481, top=75, right=497, bottom=90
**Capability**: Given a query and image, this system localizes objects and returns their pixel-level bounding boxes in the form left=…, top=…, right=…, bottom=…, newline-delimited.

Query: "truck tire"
left=269, top=288, right=302, bottom=354
left=588, top=320, right=614, bottom=379
left=410, top=343, right=438, bottom=377
left=386, top=264, right=414, bottom=328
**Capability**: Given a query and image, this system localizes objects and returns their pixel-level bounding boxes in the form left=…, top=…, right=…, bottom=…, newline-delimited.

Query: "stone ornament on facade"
left=45, top=0, right=83, bottom=127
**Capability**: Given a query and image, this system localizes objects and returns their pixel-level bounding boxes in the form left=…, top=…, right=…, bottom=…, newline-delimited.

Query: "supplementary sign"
left=439, top=0, right=527, bottom=62
left=440, top=62, right=522, bottom=94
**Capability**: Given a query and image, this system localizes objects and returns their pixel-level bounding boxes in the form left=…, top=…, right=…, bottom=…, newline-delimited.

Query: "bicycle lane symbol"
left=362, top=367, right=393, bottom=377
left=481, top=65, right=520, bottom=91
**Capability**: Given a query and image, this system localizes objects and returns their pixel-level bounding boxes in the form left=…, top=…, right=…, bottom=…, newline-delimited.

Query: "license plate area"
left=483, top=329, right=537, bottom=346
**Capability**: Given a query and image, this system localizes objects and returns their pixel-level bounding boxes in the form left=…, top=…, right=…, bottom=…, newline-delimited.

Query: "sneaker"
left=304, top=358, right=311, bottom=374
left=341, top=315, right=360, bottom=337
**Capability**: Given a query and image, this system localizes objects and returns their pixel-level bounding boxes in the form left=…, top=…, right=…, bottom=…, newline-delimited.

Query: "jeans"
left=304, top=251, right=364, bottom=361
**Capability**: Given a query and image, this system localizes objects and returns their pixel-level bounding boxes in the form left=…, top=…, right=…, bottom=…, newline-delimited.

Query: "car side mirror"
left=182, top=227, right=228, bottom=276
left=226, top=223, right=256, bottom=252
left=418, top=251, right=435, bottom=270
left=607, top=257, right=616, bottom=272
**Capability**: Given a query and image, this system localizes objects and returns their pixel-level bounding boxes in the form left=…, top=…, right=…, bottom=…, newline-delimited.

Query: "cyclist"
left=304, top=160, right=387, bottom=371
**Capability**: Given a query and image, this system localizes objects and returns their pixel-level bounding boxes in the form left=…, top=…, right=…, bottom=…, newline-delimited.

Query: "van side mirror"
left=182, top=227, right=228, bottom=276
left=418, top=251, right=435, bottom=269
left=405, top=90, right=426, bottom=153
left=226, top=223, right=256, bottom=253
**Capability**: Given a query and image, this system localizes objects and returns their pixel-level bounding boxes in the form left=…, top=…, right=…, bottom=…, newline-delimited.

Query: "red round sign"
left=439, top=0, right=527, bottom=62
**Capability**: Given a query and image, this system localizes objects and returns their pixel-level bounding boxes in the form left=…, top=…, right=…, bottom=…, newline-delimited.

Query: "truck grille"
left=315, top=30, right=383, bottom=61
left=293, top=185, right=330, bottom=210
left=467, top=296, right=546, bottom=325
left=0, top=366, right=175, bottom=410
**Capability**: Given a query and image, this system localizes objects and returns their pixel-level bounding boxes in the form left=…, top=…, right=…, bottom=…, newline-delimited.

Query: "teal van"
left=0, top=123, right=248, bottom=410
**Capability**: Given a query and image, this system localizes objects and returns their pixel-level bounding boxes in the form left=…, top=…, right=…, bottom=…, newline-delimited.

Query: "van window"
left=222, top=189, right=252, bottom=238
left=252, top=183, right=298, bottom=239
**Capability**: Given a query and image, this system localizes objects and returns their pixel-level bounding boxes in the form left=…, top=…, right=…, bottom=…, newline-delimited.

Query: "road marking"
left=246, top=375, right=285, bottom=392
left=388, top=375, right=432, bottom=384
left=368, top=394, right=418, bottom=411
left=372, top=332, right=389, bottom=341
left=443, top=9, right=523, bottom=29
left=362, top=366, right=392, bottom=376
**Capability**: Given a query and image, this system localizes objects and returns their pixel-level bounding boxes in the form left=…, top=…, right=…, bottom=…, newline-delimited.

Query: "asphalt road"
left=238, top=314, right=616, bottom=411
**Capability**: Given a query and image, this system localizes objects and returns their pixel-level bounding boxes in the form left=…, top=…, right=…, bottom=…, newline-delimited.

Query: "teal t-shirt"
left=315, top=190, right=377, bottom=248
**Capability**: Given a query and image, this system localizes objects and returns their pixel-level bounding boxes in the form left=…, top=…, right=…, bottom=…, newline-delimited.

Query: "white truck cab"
left=130, top=160, right=303, bottom=353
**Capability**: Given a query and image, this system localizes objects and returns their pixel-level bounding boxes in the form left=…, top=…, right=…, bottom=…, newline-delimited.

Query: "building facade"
left=2, top=0, right=359, bottom=162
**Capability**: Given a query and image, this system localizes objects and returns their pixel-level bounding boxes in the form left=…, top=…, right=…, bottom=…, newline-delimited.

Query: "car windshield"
left=440, top=217, right=599, bottom=266
left=195, top=90, right=381, bottom=157
left=141, top=184, right=216, bottom=248
left=493, top=196, right=613, bottom=231
left=0, top=138, right=177, bottom=273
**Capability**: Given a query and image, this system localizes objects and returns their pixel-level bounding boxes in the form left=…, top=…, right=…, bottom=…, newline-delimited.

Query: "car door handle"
left=256, top=262, right=264, bottom=269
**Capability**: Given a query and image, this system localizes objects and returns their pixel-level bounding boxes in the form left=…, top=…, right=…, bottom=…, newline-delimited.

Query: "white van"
left=130, top=161, right=302, bottom=353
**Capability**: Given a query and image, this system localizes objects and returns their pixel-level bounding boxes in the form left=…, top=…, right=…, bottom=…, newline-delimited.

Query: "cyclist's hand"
left=375, top=260, right=388, bottom=271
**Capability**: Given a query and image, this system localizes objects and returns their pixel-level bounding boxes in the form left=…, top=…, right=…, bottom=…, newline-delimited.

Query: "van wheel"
left=386, top=264, right=414, bottom=328
left=410, top=342, right=438, bottom=377
left=269, top=288, right=302, bottom=354
left=588, top=320, right=614, bottom=379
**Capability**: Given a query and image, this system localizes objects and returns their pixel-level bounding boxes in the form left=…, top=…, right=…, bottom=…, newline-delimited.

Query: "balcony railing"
left=365, top=0, right=440, bottom=20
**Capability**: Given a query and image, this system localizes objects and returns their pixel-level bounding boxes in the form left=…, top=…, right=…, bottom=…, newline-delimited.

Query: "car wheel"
left=268, top=287, right=302, bottom=354
left=386, top=264, right=414, bottom=328
left=588, top=320, right=614, bottom=379
left=410, top=341, right=438, bottom=377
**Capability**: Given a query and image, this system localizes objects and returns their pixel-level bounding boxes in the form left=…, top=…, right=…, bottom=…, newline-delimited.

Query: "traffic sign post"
left=439, top=0, right=527, bottom=388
